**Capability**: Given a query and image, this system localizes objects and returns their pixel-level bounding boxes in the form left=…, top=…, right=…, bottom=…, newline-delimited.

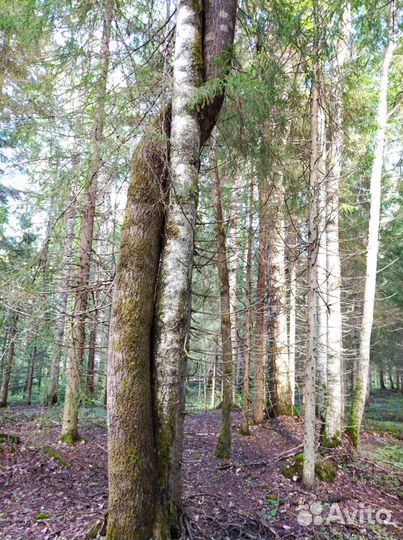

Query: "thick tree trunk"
left=25, top=344, right=36, bottom=405
left=322, top=5, right=351, bottom=446
left=45, top=199, right=75, bottom=406
left=61, top=0, right=113, bottom=444
left=348, top=5, right=396, bottom=447
left=211, top=139, right=233, bottom=459
left=240, top=181, right=254, bottom=436
left=0, top=314, right=18, bottom=407
left=303, top=73, right=321, bottom=489
left=107, top=2, right=237, bottom=538
left=268, top=179, right=294, bottom=416
left=253, top=178, right=268, bottom=425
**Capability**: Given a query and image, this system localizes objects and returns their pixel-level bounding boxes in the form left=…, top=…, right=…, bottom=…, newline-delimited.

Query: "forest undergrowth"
left=0, top=390, right=402, bottom=540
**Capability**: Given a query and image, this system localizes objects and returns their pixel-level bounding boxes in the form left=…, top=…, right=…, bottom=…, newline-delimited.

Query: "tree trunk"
left=106, top=2, right=237, bottom=537
left=0, top=314, right=18, bottom=407
left=25, top=344, right=36, bottom=405
left=228, top=175, right=239, bottom=398
left=211, top=138, right=233, bottom=459
left=287, top=222, right=297, bottom=409
left=268, top=179, right=294, bottom=416
left=152, top=3, right=203, bottom=534
left=240, top=181, right=254, bottom=436
left=61, top=0, right=113, bottom=444
left=315, top=94, right=327, bottom=421
left=303, top=70, right=321, bottom=489
left=348, top=3, right=396, bottom=447
left=86, top=308, right=98, bottom=396
left=323, top=5, right=351, bottom=446
left=253, top=178, right=268, bottom=425
left=45, top=198, right=76, bottom=406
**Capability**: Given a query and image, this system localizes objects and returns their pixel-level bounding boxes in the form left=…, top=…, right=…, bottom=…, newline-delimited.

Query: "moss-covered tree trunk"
left=107, top=1, right=237, bottom=538
left=211, top=138, right=233, bottom=459
left=61, top=0, right=113, bottom=444
left=348, top=2, right=396, bottom=448
left=0, top=314, right=18, bottom=408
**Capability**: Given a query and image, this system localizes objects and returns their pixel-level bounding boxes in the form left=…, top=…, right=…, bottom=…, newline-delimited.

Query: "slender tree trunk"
left=107, top=2, right=237, bottom=537
left=25, top=345, right=36, bottom=405
left=228, top=176, right=239, bottom=398
left=315, top=94, right=327, bottom=421
left=348, top=4, right=396, bottom=447
left=380, top=366, right=386, bottom=389
left=287, top=222, right=297, bottom=408
left=240, top=181, right=254, bottom=435
left=45, top=199, right=76, bottom=406
left=0, top=314, right=18, bottom=407
left=152, top=4, right=203, bottom=534
left=61, top=0, right=113, bottom=444
left=303, top=71, right=321, bottom=489
left=323, top=5, right=351, bottom=446
left=211, top=139, right=233, bottom=459
left=253, top=178, right=268, bottom=425
left=86, top=308, right=98, bottom=396
left=268, top=179, right=294, bottom=416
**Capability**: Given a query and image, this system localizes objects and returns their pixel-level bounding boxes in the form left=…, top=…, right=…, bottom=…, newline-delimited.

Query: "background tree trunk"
left=211, top=138, right=233, bottom=459
left=61, top=0, right=113, bottom=444
left=253, top=178, right=268, bottom=425
left=348, top=3, right=396, bottom=447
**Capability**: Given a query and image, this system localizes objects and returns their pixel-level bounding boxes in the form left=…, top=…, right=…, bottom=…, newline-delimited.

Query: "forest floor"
left=0, top=390, right=402, bottom=540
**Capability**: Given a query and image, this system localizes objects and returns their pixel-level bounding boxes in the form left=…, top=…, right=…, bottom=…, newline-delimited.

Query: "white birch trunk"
left=152, top=2, right=202, bottom=534
left=348, top=3, right=396, bottom=447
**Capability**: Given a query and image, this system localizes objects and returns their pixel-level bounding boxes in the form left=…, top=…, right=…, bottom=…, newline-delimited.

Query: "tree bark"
left=0, top=314, right=18, bottom=407
left=322, top=4, right=351, bottom=447
left=268, top=179, right=294, bottom=416
left=315, top=91, right=327, bottom=422
left=228, top=175, right=239, bottom=398
left=348, top=3, right=396, bottom=447
left=45, top=198, right=76, bottom=406
left=107, top=1, right=237, bottom=538
left=25, top=344, right=36, bottom=405
left=211, top=138, right=233, bottom=459
left=61, top=0, right=113, bottom=444
left=253, top=178, right=268, bottom=425
left=240, top=180, right=254, bottom=435
left=303, top=71, right=321, bottom=489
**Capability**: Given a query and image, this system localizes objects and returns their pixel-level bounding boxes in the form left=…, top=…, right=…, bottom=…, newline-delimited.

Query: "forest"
left=0, top=0, right=402, bottom=539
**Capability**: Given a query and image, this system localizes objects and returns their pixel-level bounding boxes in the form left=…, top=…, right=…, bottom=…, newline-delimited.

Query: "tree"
left=211, top=137, right=233, bottom=459
left=106, top=2, right=237, bottom=538
left=61, top=0, right=114, bottom=444
left=348, top=0, right=397, bottom=447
